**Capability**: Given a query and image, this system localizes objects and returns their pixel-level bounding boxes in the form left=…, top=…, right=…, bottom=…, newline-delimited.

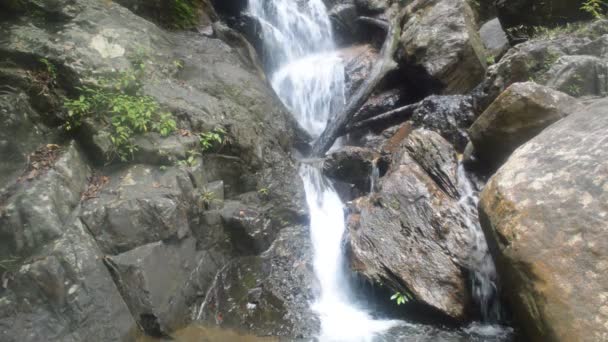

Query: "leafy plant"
left=177, top=149, right=200, bottom=167
left=485, top=55, right=495, bottom=65
left=39, top=58, right=57, bottom=80
left=63, top=67, right=176, bottom=161
left=581, top=0, right=607, bottom=19
left=258, top=187, right=269, bottom=196
left=200, top=191, right=216, bottom=208
left=199, top=127, right=227, bottom=152
left=391, top=291, right=413, bottom=305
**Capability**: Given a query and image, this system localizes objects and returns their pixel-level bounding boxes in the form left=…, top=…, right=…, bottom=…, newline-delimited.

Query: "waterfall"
left=457, top=164, right=501, bottom=321
left=248, top=0, right=399, bottom=340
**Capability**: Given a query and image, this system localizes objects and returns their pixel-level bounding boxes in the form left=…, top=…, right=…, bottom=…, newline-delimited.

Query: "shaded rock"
left=0, top=218, right=136, bottom=342
left=329, top=2, right=360, bottom=46
left=198, top=226, right=318, bottom=338
left=496, top=0, right=591, bottom=41
left=479, top=98, right=608, bottom=342
left=354, top=0, right=390, bottom=13
left=105, top=238, right=200, bottom=336
left=323, top=146, right=381, bottom=194
left=479, top=18, right=509, bottom=59
left=220, top=201, right=274, bottom=255
left=114, top=0, right=218, bottom=29
left=347, top=130, right=475, bottom=320
left=469, top=82, right=581, bottom=170
left=354, top=87, right=410, bottom=122
left=397, top=0, right=487, bottom=94
left=0, top=143, right=90, bottom=258
left=0, top=90, right=52, bottom=191
left=410, top=95, right=476, bottom=152
left=80, top=164, right=195, bottom=255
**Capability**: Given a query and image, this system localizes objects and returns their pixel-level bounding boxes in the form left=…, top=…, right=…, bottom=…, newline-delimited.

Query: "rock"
left=475, top=20, right=608, bottom=110
left=198, top=226, right=318, bottom=338
left=479, top=18, right=510, bottom=59
left=329, top=3, right=360, bottom=46
left=347, top=129, right=475, bottom=320
left=114, top=0, right=218, bottom=29
left=340, top=44, right=379, bottom=98
left=479, top=98, right=608, bottom=342
left=0, top=218, right=136, bottom=342
left=80, top=164, right=195, bottom=255
left=397, top=0, right=487, bottom=94
left=496, top=0, right=592, bottom=41
left=105, top=238, right=202, bottom=336
left=323, top=146, right=381, bottom=195
left=220, top=200, right=275, bottom=255
left=354, top=0, right=389, bottom=13
left=0, top=90, right=52, bottom=191
left=410, top=95, right=476, bottom=152
left=354, top=88, right=410, bottom=122
left=0, top=143, right=90, bottom=258
left=469, top=82, right=581, bottom=170
left=545, top=55, right=608, bottom=97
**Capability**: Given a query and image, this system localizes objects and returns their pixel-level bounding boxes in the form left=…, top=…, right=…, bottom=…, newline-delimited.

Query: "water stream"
left=248, top=0, right=510, bottom=341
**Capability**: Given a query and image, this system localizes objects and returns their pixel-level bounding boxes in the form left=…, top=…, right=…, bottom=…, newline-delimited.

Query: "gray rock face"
left=479, top=98, right=608, bottom=342
left=397, top=0, right=487, bottom=94
left=0, top=218, right=136, bottom=342
left=479, top=18, right=509, bottom=59
left=340, top=45, right=379, bottom=99
left=347, top=129, right=475, bottom=320
left=323, top=146, right=380, bottom=194
left=0, top=143, right=90, bottom=258
left=469, top=82, right=581, bottom=170
left=198, top=226, right=318, bottom=338
left=106, top=238, right=203, bottom=336
left=80, top=164, right=195, bottom=254
left=545, top=55, right=608, bottom=97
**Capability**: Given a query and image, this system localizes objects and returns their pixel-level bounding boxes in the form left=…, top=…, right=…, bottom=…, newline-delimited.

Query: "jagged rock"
left=347, top=129, right=475, bottom=320
left=80, top=164, right=196, bottom=255
left=397, top=0, right=487, bottom=94
left=323, top=146, right=380, bottom=194
left=469, top=82, right=581, bottom=170
left=198, top=226, right=318, bottom=338
left=340, top=45, right=379, bottom=98
left=410, top=95, right=476, bottom=152
left=329, top=3, right=360, bottom=46
left=354, top=88, right=410, bottom=122
left=105, top=238, right=212, bottom=336
left=475, top=20, right=608, bottom=110
left=354, top=0, right=390, bottom=13
left=0, top=143, right=90, bottom=259
left=0, top=218, right=136, bottom=342
left=496, top=0, right=591, bottom=41
left=479, top=18, right=510, bottom=59
left=479, top=98, right=608, bottom=342
left=220, top=200, right=275, bottom=255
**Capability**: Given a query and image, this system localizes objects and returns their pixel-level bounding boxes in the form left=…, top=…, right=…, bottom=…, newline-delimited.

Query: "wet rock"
left=199, top=226, right=318, bottom=338
left=323, top=146, right=380, bottom=194
left=410, top=95, right=476, bottom=152
left=340, top=44, right=379, bottom=98
left=105, top=238, right=201, bottom=336
left=397, top=0, right=487, bottom=94
left=329, top=3, right=359, bottom=46
left=496, top=0, right=592, bottom=41
left=114, top=0, right=218, bottom=29
left=354, top=88, right=409, bottom=122
left=0, top=143, right=90, bottom=258
left=0, top=218, right=136, bottom=342
left=479, top=98, right=608, bottom=342
left=354, top=0, right=389, bottom=13
left=479, top=18, right=510, bottom=59
left=220, top=201, right=274, bottom=255
left=469, top=82, right=581, bottom=170
left=347, top=129, right=475, bottom=320
left=80, top=164, right=196, bottom=255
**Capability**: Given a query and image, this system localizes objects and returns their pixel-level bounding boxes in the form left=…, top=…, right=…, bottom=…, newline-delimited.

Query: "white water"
left=249, top=0, right=399, bottom=340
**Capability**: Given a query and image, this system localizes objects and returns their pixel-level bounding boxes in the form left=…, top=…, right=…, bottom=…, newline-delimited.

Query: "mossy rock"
left=114, top=0, right=218, bottom=29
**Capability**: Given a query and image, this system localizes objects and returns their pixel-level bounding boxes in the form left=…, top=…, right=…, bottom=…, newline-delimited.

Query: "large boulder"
left=340, top=44, right=379, bottom=99
left=479, top=98, right=608, bottom=342
left=347, top=129, right=477, bottom=320
left=469, top=82, right=580, bottom=170
left=479, top=18, right=510, bottom=59
left=397, top=0, right=487, bottom=94
left=114, top=0, right=218, bottom=29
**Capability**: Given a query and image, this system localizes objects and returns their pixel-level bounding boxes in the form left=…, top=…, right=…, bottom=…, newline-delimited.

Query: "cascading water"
left=248, top=0, right=399, bottom=340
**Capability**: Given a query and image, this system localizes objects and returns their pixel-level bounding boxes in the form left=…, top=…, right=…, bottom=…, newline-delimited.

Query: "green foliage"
left=200, top=191, right=216, bottom=208
left=199, top=127, right=226, bottom=152
left=581, top=0, right=607, bottom=19
left=485, top=55, right=496, bottom=65
left=39, top=58, right=56, bottom=80
left=258, top=187, right=269, bottom=196
left=391, top=291, right=413, bottom=305
left=63, top=67, right=176, bottom=161
left=0, top=256, right=22, bottom=273
left=177, top=149, right=200, bottom=167
left=170, top=0, right=200, bottom=29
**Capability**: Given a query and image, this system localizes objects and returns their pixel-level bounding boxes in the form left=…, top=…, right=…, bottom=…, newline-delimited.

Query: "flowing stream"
left=248, top=0, right=509, bottom=341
